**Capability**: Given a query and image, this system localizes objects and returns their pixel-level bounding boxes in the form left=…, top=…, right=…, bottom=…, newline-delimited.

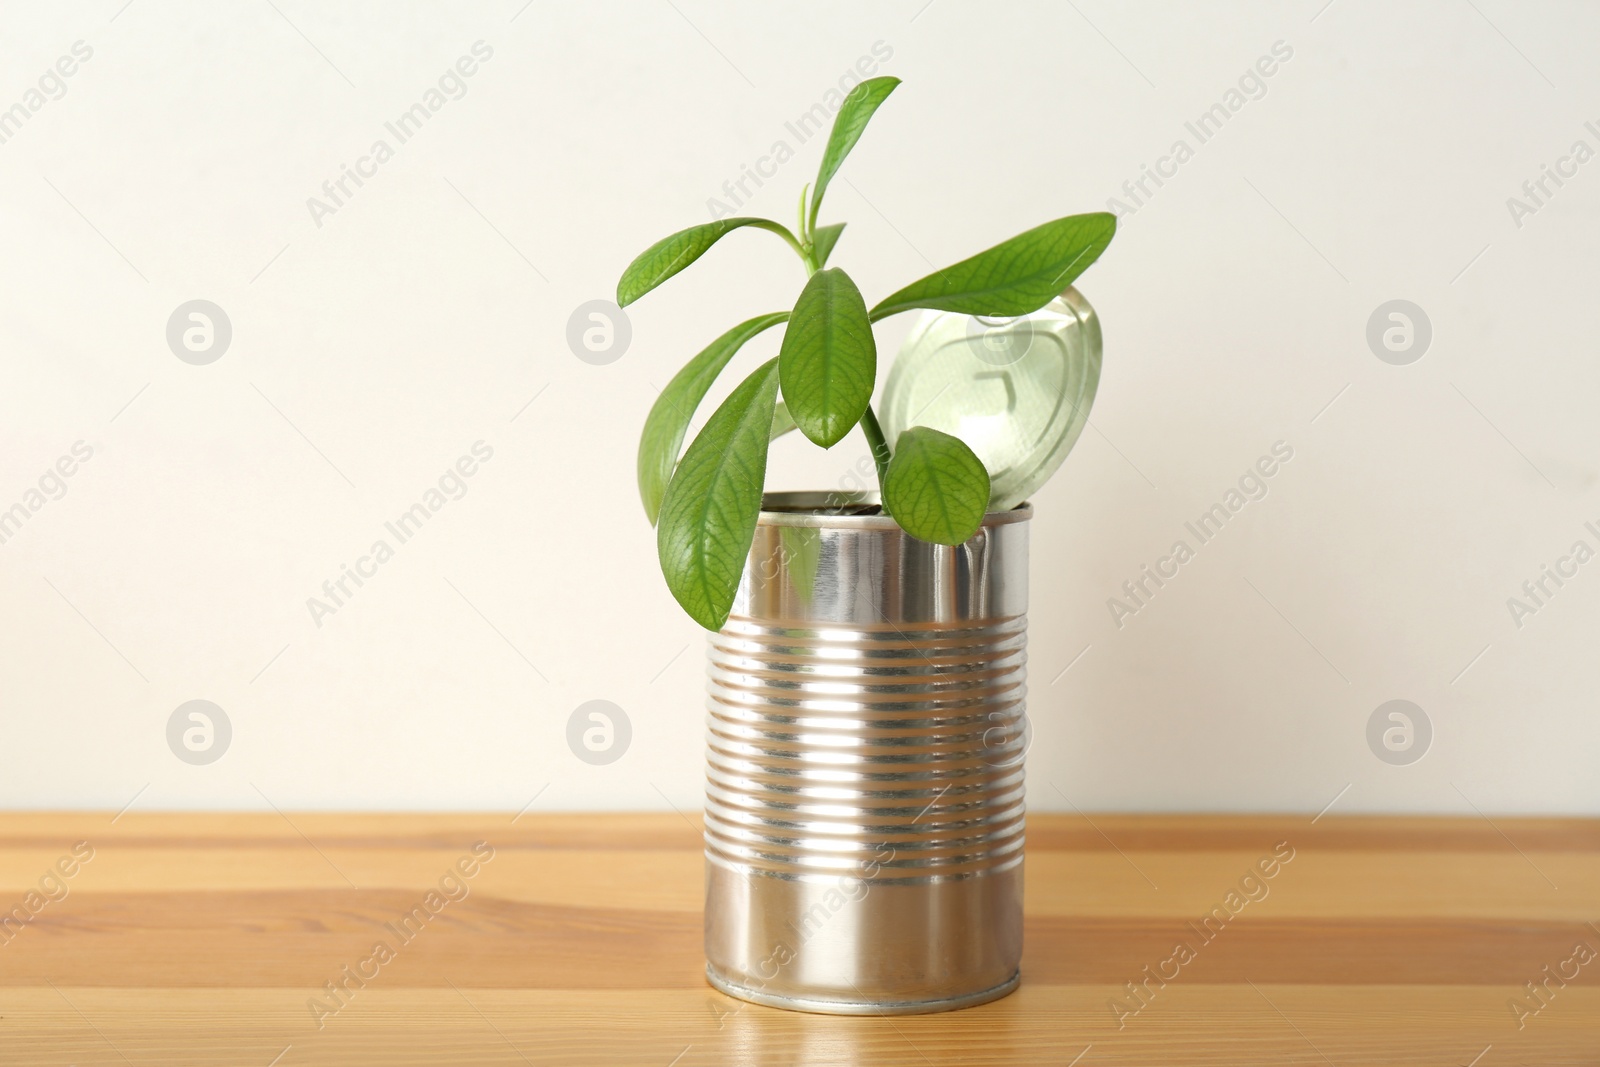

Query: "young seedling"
left=620, top=77, right=1115, bottom=630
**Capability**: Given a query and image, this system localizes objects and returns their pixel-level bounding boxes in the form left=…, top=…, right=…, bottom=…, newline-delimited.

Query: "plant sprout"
left=619, top=77, right=1115, bottom=629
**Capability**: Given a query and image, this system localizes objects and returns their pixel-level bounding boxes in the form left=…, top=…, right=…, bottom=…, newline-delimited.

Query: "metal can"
left=703, top=492, right=1030, bottom=1014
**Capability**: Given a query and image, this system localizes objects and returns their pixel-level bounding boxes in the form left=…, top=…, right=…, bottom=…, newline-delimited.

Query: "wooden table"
left=1, top=813, right=1595, bottom=1065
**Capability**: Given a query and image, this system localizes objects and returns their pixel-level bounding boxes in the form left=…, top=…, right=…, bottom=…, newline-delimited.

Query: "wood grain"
left=0, top=813, right=1595, bottom=1065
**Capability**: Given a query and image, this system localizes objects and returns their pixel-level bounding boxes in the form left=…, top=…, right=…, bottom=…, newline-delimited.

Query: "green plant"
left=620, top=77, right=1115, bottom=630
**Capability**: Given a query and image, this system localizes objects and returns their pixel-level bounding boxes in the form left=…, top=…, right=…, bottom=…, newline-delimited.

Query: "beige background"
left=0, top=0, right=1594, bottom=814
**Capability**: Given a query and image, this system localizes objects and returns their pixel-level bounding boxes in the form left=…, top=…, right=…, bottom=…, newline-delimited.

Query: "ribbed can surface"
left=704, top=492, right=1029, bottom=1014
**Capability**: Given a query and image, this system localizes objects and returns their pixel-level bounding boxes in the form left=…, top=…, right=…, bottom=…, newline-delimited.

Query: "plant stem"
left=861, top=405, right=892, bottom=492
left=793, top=187, right=821, bottom=275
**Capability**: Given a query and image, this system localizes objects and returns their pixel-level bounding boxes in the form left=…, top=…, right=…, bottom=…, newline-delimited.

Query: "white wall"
left=1, top=0, right=1594, bottom=815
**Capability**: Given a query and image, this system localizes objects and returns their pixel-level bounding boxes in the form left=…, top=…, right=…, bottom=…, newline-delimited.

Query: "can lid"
left=880, top=288, right=1102, bottom=512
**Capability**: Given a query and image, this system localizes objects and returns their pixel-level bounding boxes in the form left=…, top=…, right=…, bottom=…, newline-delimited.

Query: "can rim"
left=757, top=491, right=1031, bottom=530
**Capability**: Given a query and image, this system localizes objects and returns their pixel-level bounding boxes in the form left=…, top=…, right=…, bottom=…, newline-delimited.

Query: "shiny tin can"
left=703, top=492, right=1030, bottom=1014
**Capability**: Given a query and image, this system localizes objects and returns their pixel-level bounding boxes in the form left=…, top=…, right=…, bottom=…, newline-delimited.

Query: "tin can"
left=703, top=492, right=1030, bottom=1014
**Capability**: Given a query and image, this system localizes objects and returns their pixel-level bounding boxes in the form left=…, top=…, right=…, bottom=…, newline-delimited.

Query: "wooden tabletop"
left=1, top=812, right=1595, bottom=1065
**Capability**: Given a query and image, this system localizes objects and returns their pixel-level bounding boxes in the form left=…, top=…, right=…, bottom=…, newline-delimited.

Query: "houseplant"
left=620, top=77, right=1114, bottom=1014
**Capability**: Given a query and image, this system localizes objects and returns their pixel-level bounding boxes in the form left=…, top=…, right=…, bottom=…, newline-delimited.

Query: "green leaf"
left=770, top=399, right=798, bottom=441
left=636, top=312, right=789, bottom=524
left=881, top=427, right=991, bottom=546
left=657, top=359, right=782, bottom=630
left=617, top=218, right=794, bottom=306
left=809, top=77, right=899, bottom=226
left=870, top=212, right=1117, bottom=320
left=778, top=267, right=876, bottom=449
left=811, top=222, right=845, bottom=267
